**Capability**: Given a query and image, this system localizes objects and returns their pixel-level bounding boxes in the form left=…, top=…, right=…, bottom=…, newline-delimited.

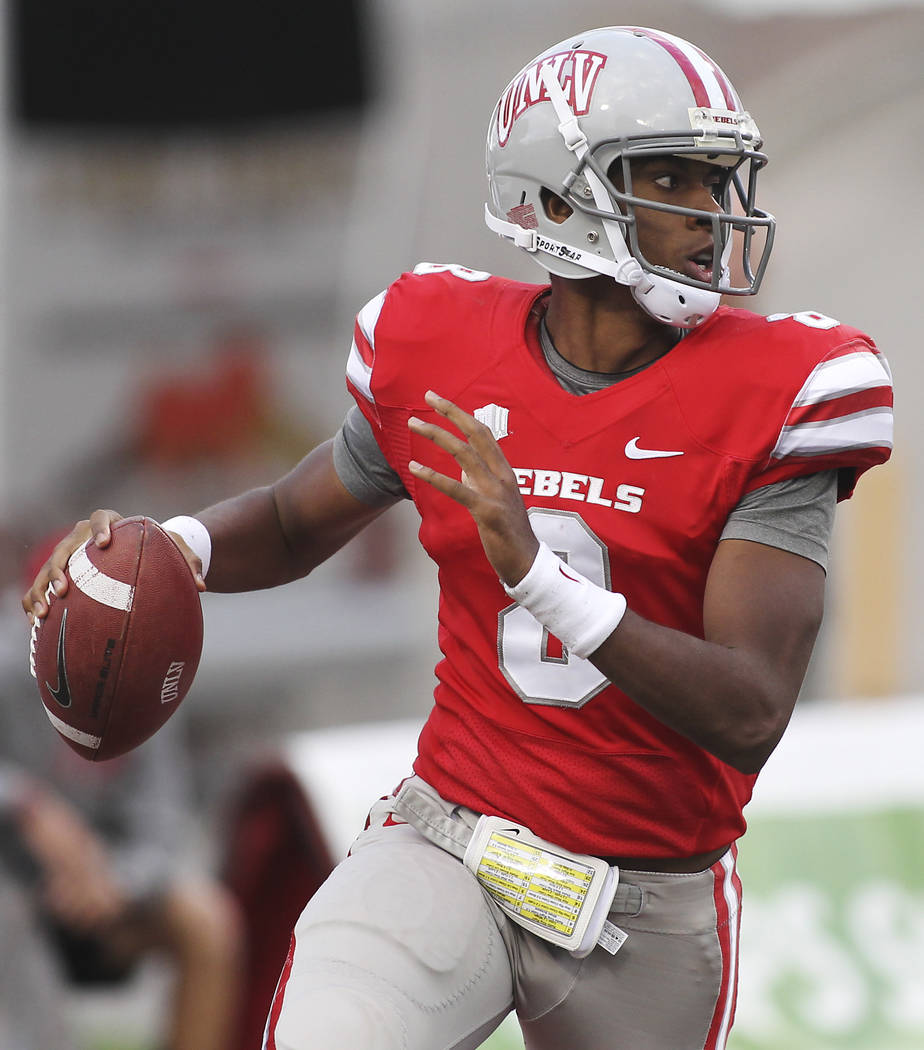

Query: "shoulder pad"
left=664, top=308, right=892, bottom=493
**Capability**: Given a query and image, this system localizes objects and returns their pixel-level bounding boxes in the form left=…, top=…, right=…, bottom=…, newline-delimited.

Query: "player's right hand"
left=22, top=509, right=124, bottom=621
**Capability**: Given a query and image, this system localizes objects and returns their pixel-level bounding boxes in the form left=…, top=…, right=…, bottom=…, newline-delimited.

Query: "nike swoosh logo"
left=624, top=436, right=684, bottom=460
left=45, top=609, right=72, bottom=708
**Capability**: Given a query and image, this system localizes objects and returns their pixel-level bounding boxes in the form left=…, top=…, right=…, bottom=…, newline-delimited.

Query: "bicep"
left=272, top=438, right=394, bottom=575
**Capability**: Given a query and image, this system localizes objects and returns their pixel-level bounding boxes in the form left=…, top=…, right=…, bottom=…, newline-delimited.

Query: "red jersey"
left=345, top=263, right=893, bottom=857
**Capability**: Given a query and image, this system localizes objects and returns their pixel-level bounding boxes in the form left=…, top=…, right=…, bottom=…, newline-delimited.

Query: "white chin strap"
left=486, top=63, right=722, bottom=329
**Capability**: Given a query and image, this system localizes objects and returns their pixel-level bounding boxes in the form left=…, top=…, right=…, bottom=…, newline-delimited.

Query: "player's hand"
left=22, top=510, right=124, bottom=622
left=408, top=390, right=539, bottom=587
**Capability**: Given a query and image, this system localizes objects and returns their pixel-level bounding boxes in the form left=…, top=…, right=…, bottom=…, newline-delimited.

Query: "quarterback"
left=26, top=26, right=893, bottom=1050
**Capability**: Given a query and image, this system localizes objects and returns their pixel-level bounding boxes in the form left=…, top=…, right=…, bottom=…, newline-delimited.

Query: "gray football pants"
left=263, top=777, right=741, bottom=1050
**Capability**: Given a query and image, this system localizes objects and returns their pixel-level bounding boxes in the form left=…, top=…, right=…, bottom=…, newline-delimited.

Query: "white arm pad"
left=503, top=541, right=627, bottom=660
left=160, top=515, right=212, bottom=578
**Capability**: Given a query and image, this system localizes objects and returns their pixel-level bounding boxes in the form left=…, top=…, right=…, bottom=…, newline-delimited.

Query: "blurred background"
left=0, top=1, right=921, bottom=1048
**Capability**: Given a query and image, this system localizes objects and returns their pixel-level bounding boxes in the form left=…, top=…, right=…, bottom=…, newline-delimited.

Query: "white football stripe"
left=42, top=705, right=102, bottom=750
left=774, top=409, right=893, bottom=459
left=793, top=351, right=891, bottom=407
left=67, top=543, right=134, bottom=611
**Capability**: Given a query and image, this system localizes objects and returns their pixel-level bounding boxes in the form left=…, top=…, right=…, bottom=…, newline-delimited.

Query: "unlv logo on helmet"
left=496, top=50, right=606, bottom=147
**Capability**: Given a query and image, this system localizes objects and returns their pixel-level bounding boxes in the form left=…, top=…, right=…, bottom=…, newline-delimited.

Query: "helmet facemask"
left=566, top=134, right=775, bottom=298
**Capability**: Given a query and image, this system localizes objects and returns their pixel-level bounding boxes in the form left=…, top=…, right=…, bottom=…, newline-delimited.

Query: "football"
left=29, top=516, right=203, bottom=761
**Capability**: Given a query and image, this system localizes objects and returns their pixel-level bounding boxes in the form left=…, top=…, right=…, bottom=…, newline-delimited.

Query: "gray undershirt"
left=332, top=322, right=837, bottom=569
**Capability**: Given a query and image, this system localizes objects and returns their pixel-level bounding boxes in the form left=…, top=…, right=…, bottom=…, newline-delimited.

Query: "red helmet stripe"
left=688, top=42, right=738, bottom=109
left=631, top=28, right=737, bottom=111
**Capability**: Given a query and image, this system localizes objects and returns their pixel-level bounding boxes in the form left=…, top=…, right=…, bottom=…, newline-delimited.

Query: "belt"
left=391, top=780, right=644, bottom=917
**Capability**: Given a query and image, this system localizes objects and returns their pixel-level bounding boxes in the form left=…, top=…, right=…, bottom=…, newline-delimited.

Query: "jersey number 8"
left=498, top=508, right=611, bottom=707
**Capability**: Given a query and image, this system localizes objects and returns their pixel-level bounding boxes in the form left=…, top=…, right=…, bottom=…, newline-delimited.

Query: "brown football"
left=29, top=516, right=203, bottom=761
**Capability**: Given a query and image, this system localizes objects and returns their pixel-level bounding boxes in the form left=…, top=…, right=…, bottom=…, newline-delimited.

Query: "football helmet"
left=485, top=26, right=776, bottom=327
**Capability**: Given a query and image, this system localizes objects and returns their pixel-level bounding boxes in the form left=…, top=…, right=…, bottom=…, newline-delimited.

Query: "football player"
left=25, top=26, right=892, bottom=1050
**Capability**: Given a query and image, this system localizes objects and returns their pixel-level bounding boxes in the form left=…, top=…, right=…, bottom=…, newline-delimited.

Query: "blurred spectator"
left=0, top=657, right=244, bottom=1050
left=0, top=764, right=77, bottom=1049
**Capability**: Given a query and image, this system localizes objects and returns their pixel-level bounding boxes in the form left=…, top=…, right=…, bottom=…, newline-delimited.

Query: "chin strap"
left=485, top=62, right=721, bottom=328
left=484, top=204, right=637, bottom=282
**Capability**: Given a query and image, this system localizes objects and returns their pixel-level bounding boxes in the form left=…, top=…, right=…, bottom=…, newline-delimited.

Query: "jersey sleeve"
left=342, top=263, right=537, bottom=496
left=720, top=470, right=837, bottom=569
left=332, top=406, right=408, bottom=506
left=343, top=275, right=429, bottom=491
left=749, top=337, right=893, bottom=500
left=345, top=287, right=388, bottom=434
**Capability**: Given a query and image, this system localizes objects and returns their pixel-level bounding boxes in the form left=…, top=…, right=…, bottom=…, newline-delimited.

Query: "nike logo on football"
left=45, top=609, right=72, bottom=708
left=624, top=437, right=684, bottom=460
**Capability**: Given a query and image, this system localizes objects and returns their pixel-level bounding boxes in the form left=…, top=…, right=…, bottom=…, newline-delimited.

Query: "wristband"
left=160, top=515, right=212, bottom=578
left=503, top=541, right=627, bottom=659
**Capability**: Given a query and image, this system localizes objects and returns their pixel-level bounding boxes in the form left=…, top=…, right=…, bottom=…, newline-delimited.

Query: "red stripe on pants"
left=703, top=845, right=741, bottom=1050
left=263, top=932, right=297, bottom=1050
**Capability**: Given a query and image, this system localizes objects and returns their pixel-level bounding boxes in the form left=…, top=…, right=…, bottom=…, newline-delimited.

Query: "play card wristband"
left=503, top=541, right=627, bottom=660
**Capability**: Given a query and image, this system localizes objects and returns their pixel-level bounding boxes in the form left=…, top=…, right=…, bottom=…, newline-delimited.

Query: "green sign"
left=731, top=807, right=924, bottom=1050
left=482, top=807, right=924, bottom=1050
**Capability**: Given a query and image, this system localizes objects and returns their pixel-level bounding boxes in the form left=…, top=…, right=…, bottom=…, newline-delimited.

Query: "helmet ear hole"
left=539, top=187, right=573, bottom=224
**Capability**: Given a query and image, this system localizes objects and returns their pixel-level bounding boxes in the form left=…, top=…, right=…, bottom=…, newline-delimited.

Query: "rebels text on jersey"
left=345, top=263, right=893, bottom=858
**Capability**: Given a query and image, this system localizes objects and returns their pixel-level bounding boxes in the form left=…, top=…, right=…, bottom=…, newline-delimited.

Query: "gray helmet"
left=485, top=26, right=775, bottom=327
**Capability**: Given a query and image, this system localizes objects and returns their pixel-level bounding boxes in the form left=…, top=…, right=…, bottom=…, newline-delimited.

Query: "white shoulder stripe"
left=793, top=351, right=891, bottom=407
left=774, top=409, right=893, bottom=459
left=346, top=342, right=374, bottom=403
left=42, top=704, right=102, bottom=750
left=67, top=543, right=134, bottom=611
left=356, top=290, right=387, bottom=346
left=347, top=290, right=388, bottom=405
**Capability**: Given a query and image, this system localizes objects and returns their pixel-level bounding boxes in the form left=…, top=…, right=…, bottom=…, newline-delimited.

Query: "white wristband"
left=160, top=516, right=212, bottom=578
left=503, top=541, right=627, bottom=660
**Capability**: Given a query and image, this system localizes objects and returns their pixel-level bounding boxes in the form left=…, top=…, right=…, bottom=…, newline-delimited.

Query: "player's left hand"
left=408, top=390, right=539, bottom=587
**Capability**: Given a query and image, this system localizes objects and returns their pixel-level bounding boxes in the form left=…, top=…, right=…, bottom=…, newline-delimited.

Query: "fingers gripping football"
left=22, top=510, right=124, bottom=620
left=408, top=391, right=539, bottom=586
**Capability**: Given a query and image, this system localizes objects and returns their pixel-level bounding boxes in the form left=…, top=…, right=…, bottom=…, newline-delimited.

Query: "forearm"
left=590, top=611, right=799, bottom=774
left=196, top=486, right=297, bottom=593
left=504, top=536, right=823, bottom=775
